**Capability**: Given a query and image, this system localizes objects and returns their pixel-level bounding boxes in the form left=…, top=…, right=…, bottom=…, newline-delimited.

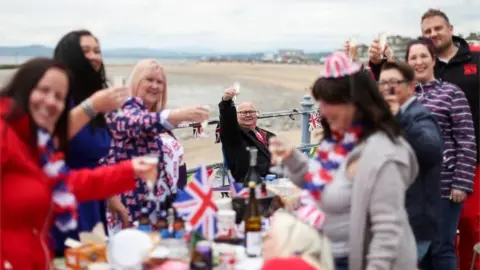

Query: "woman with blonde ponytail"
left=262, top=210, right=334, bottom=270
left=102, top=59, right=210, bottom=233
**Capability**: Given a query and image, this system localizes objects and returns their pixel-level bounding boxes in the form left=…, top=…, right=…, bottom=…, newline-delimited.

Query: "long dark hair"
left=0, top=58, right=71, bottom=152
left=311, top=70, right=402, bottom=142
left=53, top=29, right=108, bottom=130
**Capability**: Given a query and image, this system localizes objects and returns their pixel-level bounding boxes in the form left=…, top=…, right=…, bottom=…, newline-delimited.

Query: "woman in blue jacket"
left=51, top=29, right=128, bottom=256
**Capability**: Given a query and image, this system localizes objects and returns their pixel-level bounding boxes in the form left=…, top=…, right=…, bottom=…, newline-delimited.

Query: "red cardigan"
left=0, top=99, right=136, bottom=270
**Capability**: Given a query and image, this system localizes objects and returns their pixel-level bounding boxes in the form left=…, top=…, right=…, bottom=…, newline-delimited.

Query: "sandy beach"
left=0, top=62, right=323, bottom=168
left=165, top=62, right=323, bottom=93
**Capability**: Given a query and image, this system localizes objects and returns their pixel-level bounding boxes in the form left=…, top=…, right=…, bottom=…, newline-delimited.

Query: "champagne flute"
left=348, top=35, right=360, bottom=60
left=113, top=76, right=126, bottom=117
left=143, top=154, right=160, bottom=201
left=232, top=81, right=240, bottom=102
left=199, top=105, right=211, bottom=137
left=269, top=144, right=286, bottom=178
left=378, top=32, right=388, bottom=56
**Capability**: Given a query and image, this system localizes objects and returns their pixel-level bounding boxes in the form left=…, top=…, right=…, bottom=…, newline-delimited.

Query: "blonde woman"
left=262, top=210, right=334, bottom=270
left=102, top=59, right=209, bottom=232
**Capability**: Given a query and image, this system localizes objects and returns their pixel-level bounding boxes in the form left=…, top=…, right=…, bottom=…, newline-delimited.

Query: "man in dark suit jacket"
left=219, top=87, right=275, bottom=186
left=379, top=61, right=443, bottom=262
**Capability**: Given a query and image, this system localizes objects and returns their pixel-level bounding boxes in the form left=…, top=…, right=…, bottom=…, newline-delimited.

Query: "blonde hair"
left=269, top=211, right=334, bottom=270
left=127, top=59, right=167, bottom=112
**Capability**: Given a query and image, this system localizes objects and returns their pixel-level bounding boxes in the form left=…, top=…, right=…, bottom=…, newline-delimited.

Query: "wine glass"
left=378, top=32, right=388, bottom=55
left=143, top=154, right=160, bottom=201
left=348, top=35, right=359, bottom=60
left=113, top=76, right=126, bottom=117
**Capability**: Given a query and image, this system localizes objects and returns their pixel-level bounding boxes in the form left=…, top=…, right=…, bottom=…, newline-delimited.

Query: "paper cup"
left=217, top=210, right=236, bottom=235
left=217, top=210, right=237, bottom=235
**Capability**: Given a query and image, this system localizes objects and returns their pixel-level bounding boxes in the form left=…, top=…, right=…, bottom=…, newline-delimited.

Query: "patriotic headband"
left=319, top=51, right=362, bottom=79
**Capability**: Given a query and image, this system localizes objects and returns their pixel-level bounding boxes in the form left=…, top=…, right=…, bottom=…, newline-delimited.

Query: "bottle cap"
left=248, top=181, right=256, bottom=188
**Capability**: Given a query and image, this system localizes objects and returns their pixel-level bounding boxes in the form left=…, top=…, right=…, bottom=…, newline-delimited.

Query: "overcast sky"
left=0, top=0, right=478, bottom=52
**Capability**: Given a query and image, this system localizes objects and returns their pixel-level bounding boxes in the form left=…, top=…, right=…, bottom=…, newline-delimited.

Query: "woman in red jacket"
left=0, top=58, right=156, bottom=270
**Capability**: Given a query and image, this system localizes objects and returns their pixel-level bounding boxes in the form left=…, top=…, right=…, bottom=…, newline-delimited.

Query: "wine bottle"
left=244, top=181, right=262, bottom=257
left=243, top=147, right=262, bottom=187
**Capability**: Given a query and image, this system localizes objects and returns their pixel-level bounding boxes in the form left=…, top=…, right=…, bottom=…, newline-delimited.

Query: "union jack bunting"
left=309, top=110, right=321, bottom=132
left=173, top=164, right=218, bottom=240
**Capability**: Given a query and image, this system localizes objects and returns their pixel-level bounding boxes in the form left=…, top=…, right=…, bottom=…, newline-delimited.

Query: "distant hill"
left=0, top=45, right=53, bottom=57
left=0, top=45, right=214, bottom=59
left=0, top=45, right=331, bottom=60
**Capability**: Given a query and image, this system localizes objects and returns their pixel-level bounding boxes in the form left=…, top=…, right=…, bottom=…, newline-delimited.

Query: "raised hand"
left=90, top=86, right=129, bottom=113
left=368, top=39, right=384, bottom=65
left=222, top=87, right=238, bottom=101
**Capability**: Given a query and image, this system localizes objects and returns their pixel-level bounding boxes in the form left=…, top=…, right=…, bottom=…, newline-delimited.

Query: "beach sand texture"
left=0, top=62, right=323, bottom=167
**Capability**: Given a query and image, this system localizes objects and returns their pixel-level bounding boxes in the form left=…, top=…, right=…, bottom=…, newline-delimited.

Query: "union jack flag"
left=173, top=164, right=218, bottom=240
left=227, top=170, right=248, bottom=198
left=309, top=110, right=321, bottom=132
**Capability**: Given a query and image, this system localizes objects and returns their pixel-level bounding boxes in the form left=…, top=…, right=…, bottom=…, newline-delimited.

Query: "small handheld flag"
left=173, top=164, right=218, bottom=240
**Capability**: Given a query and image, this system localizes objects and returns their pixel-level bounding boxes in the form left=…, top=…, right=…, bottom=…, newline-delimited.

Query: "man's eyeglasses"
left=237, top=110, right=258, bottom=116
left=378, top=79, right=407, bottom=88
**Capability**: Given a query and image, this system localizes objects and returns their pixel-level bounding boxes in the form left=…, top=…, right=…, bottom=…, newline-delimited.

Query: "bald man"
left=219, top=87, right=275, bottom=185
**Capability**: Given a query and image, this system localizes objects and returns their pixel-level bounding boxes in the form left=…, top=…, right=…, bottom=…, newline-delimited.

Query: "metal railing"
left=180, top=95, right=318, bottom=176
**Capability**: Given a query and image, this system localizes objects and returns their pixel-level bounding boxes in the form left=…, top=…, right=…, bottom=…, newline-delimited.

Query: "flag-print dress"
left=101, top=97, right=184, bottom=233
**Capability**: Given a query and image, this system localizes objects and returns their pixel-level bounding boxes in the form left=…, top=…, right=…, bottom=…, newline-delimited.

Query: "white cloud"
left=0, top=0, right=478, bottom=52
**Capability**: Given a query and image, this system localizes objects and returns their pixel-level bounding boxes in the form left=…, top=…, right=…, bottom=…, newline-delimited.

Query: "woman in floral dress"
left=102, top=59, right=209, bottom=232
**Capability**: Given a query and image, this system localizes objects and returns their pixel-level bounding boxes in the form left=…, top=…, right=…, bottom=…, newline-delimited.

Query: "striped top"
left=415, top=80, right=477, bottom=197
